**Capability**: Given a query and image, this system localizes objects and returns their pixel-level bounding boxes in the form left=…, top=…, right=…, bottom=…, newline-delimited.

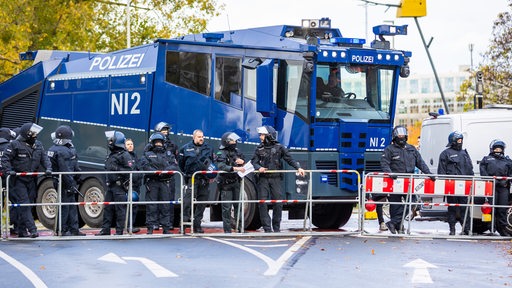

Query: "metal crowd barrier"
left=362, top=172, right=500, bottom=237
left=2, top=170, right=184, bottom=240
left=187, top=169, right=361, bottom=235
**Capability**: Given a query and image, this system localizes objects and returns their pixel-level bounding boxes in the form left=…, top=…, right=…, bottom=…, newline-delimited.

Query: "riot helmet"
left=149, top=132, right=166, bottom=152
left=219, top=132, right=241, bottom=149
left=447, top=131, right=464, bottom=150
left=19, top=123, right=43, bottom=145
left=257, top=125, right=277, bottom=145
left=53, top=125, right=74, bottom=145
left=392, top=125, right=408, bottom=148
left=0, top=128, right=14, bottom=141
left=105, top=130, right=126, bottom=151
left=154, top=122, right=171, bottom=135
left=489, top=139, right=506, bottom=157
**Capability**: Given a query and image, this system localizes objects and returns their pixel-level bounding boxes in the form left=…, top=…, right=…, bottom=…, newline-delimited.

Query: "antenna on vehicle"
left=226, top=14, right=233, bottom=42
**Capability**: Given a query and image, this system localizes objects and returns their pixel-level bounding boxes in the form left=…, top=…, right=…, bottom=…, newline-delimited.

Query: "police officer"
left=0, top=128, right=15, bottom=235
left=381, top=125, right=432, bottom=234
left=125, top=138, right=142, bottom=233
left=96, top=131, right=134, bottom=236
left=153, top=122, right=179, bottom=230
left=47, top=125, right=85, bottom=236
left=252, top=125, right=305, bottom=233
left=438, top=131, right=473, bottom=235
left=140, top=132, right=178, bottom=234
left=479, top=139, right=512, bottom=236
left=216, top=132, right=246, bottom=233
left=1, top=123, right=52, bottom=238
left=178, top=129, right=214, bottom=233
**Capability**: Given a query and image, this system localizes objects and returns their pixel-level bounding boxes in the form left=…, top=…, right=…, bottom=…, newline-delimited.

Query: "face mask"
left=26, top=136, right=36, bottom=145
left=493, top=151, right=504, bottom=158
left=452, top=143, right=463, bottom=151
left=395, top=138, right=407, bottom=147
left=153, top=145, right=165, bottom=153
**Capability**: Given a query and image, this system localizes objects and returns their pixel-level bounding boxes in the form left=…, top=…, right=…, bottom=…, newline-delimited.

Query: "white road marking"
left=98, top=252, right=126, bottom=264
left=123, top=257, right=178, bottom=278
left=221, top=238, right=297, bottom=242
left=403, top=258, right=437, bottom=284
left=206, top=236, right=311, bottom=276
left=245, top=244, right=289, bottom=248
left=98, top=253, right=178, bottom=278
left=0, top=250, right=48, bottom=288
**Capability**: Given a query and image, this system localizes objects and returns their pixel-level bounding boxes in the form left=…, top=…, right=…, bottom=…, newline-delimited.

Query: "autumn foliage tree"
left=0, top=0, right=223, bottom=82
left=458, top=1, right=512, bottom=108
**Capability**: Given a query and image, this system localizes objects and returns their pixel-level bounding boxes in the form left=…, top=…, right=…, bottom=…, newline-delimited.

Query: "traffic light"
left=475, top=71, right=483, bottom=94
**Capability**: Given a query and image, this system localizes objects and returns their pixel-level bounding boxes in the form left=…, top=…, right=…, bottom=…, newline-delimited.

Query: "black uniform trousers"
left=219, top=180, right=241, bottom=233
left=447, top=195, right=470, bottom=232
left=183, top=178, right=209, bottom=229
left=494, top=185, right=510, bottom=230
left=60, top=189, right=79, bottom=233
left=100, top=184, right=127, bottom=235
left=258, top=176, right=282, bottom=232
left=9, top=179, right=37, bottom=235
left=146, top=179, right=171, bottom=229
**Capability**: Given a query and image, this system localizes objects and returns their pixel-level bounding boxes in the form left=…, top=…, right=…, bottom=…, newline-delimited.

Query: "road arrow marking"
left=403, top=258, right=438, bottom=284
left=206, top=236, right=311, bottom=276
left=98, top=253, right=178, bottom=278
left=98, top=252, right=126, bottom=264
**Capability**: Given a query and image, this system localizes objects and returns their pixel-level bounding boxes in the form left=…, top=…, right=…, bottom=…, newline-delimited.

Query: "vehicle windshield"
left=314, top=63, right=394, bottom=121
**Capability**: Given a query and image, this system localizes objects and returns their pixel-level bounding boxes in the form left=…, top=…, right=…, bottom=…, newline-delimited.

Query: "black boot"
left=449, top=223, right=456, bottom=235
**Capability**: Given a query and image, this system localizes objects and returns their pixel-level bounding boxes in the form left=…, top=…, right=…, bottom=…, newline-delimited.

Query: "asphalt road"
left=0, top=214, right=511, bottom=288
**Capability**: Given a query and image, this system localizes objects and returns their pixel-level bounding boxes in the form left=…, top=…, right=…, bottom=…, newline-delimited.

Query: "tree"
left=457, top=1, right=512, bottom=108
left=0, top=0, right=223, bottom=82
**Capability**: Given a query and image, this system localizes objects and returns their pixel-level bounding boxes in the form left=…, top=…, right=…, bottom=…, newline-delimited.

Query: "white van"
left=418, top=106, right=512, bottom=233
left=420, top=106, right=512, bottom=175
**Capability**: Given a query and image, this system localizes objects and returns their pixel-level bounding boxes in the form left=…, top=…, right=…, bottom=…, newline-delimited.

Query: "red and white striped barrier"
left=365, top=175, right=494, bottom=197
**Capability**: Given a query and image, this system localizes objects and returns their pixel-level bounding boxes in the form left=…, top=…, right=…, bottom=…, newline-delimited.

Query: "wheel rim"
left=41, top=189, right=58, bottom=219
left=83, top=186, right=104, bottom=218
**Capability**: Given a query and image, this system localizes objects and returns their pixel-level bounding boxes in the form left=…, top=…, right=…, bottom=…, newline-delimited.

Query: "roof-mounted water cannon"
left=371, top=24, right=408, bottom=49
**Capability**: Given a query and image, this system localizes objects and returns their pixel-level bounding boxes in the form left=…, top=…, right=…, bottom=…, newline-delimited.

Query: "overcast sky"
left=207, top=0, right=509, bottom=76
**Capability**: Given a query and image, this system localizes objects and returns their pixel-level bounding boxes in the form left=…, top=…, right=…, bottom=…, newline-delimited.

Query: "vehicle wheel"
left=239, top=180, right=261, bottom=230
left=312, top=202, right=353, bottom=229
left=78, top=178, right=105, bottom=228
left=35, top=179, right=58, bottom=230
left=504, top=199, right=512, bottom=235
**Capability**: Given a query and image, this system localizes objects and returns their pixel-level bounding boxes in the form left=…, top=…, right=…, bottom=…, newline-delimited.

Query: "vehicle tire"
left=35, top=179, right=58, bottom=230
left=312, top=202, right=353, bottom=229
left=504, top=199, right=512, bottom=235
left=240, top=180, right=261, bottom=230
left=77, top=178, right=105, bottom=228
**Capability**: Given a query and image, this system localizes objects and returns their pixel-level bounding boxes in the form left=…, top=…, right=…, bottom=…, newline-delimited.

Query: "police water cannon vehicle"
left=0, top=18, right=412, bottom=230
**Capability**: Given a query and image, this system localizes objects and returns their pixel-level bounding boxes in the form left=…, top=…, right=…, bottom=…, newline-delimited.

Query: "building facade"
left=395, top=66, right=470, bottom=127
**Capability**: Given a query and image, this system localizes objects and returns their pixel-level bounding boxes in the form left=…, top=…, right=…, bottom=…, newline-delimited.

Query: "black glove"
left=389, top=174, right=397, bottom=180
left=429, top=176, right=436, bottom=181
left=8, top=171, right=16, bottom=176
left=45, top=170, right=52, bottom=176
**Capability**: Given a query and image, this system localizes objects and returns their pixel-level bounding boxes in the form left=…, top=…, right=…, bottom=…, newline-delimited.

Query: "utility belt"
left=147, top=178, right=170, bottom=184
left=259, top=173, right=281, bottom=179
left=217, top=177, right=240, bottom=185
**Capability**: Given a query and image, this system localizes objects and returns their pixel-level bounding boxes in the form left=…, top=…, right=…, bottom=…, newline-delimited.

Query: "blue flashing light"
left=372, top=25, right=408, bottom=36
left=438, top=108, right=445, bottom=115
left=330, top=37, right=366, bottom=46
left=19, top=51, right=37, bottom=61
left=202, top=32, right=224, bottom=43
